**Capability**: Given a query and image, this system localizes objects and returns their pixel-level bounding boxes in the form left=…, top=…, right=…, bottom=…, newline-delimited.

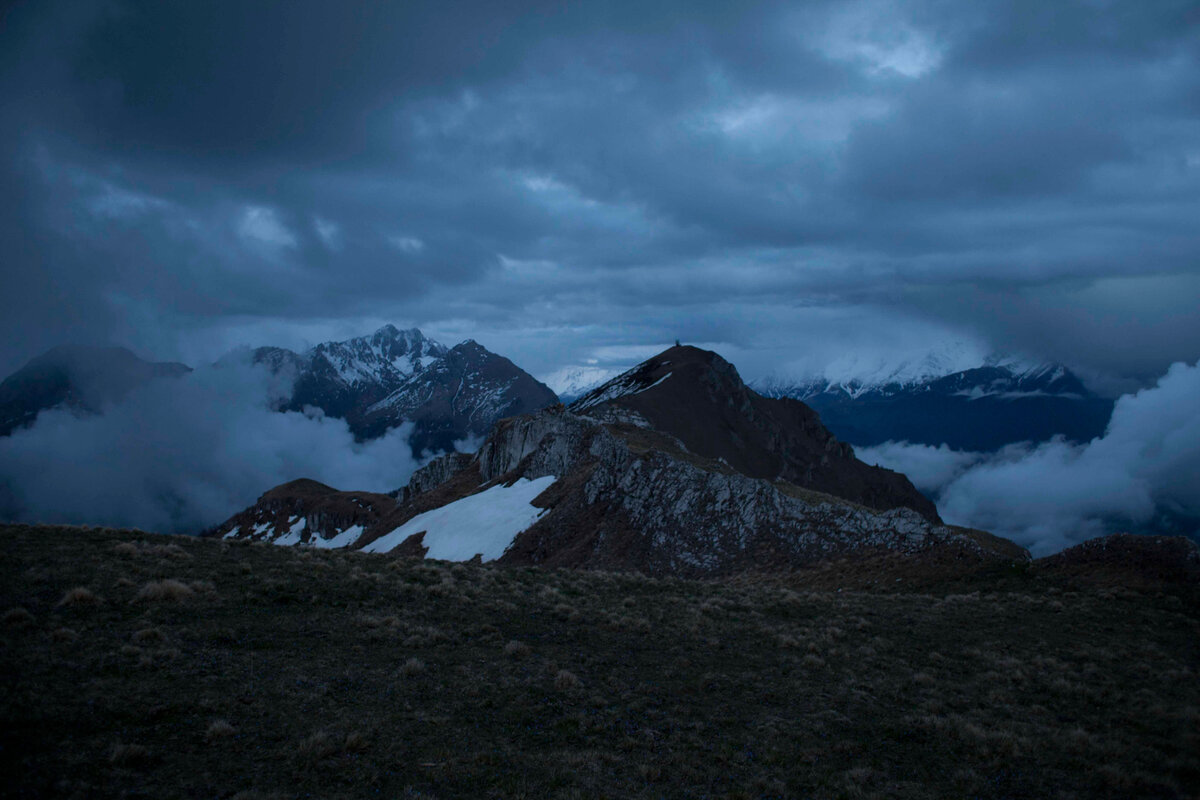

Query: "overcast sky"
left=2, top=0, right=1198, bottom=387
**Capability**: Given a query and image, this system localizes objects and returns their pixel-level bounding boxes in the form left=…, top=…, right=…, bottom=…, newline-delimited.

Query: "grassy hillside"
left=1, top=524, right=1197, bottom=799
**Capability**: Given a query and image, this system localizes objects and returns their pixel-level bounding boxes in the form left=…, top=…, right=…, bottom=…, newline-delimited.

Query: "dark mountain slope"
left=571, top=345, right=939, bottom=521
left=0, top=345, right=190, bottom=436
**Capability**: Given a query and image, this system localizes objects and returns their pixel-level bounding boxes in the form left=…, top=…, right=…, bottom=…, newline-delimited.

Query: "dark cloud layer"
left=1, top=0, right=1198, bottom=385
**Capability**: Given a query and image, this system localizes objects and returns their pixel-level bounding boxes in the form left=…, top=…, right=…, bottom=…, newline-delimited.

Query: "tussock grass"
left=205, top=720, right=235, bottom=742
left=56, top=586, right=100, bottom=607
left=554, top=669, right=581, bottom=691
left=134, top=579, right=194, bottom=602
left=108, top=743, right=151, bottom=766
left=398, top=657, right=426, bottom=676
left=49, top=626, right=78, bottom=643
left=4, top=606, right=34, bottom=628
left=1, top=523, right=1197, bottom=800
left=503, top=639, right=531, bottom=658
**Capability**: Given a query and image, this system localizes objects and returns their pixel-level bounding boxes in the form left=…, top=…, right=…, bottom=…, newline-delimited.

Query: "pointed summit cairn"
left=216, top=344, right=1026, bottom=576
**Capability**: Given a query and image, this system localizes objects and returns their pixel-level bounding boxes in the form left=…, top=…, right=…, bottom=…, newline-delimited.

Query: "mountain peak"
left=0, top=345, right=191, bottom=436
left=571, top=345, right=939, bottom=521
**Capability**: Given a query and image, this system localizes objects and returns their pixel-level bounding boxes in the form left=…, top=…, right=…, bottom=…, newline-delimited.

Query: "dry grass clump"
left=297, top=731, right=339, bottom=760
left=49, top=627, right=78, bottom=643
left=553, top=603, right=580, bottom=622
left=554, top=670, right=581, bottom=691
left=205, top=719, right=236, bottom=742
left=56, top=586, right=101, bottom=607
left=133, top=627, right=166, bottom=645
left=3, top=606, right=35, bottom=628
left=504, top=639, right=531, bottom=658
left=146, top=543, right=192, bottom=560
left=135, top=579, right=194, bottom=602
left=113, top=542, right=138, bottom=557
left=399, top=657, right=426, bottom=676
left=109, top=742, right=151, bottom=766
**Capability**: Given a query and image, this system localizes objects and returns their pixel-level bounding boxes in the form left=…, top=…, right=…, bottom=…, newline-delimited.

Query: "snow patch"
left=309, top=524, right=364, bottom=549
left=362, top=476, right=556, bottom=561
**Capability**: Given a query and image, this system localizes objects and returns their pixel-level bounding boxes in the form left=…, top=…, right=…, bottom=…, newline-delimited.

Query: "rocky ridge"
left=215, top=345, right=1026, bottom=577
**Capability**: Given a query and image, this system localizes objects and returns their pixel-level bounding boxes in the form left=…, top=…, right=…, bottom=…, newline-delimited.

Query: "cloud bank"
left=0, top=360, right=420, bottom=534
left=857, top=360, right=1200, bottom=554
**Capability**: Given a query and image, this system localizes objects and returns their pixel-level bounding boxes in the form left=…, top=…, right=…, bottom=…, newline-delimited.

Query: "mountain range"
left=246, top=325, right=557, bottom=454
left=755, top=360, right=1115, bottom=451
left=212, top=345, right=1028, bottom=576
left=1, top=326, right=558, bottom=457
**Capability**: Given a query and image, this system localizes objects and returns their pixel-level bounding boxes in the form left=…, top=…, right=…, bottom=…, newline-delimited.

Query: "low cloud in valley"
left=857, top=360, right=1200, bottom=554
left=0, top=359, right=420, bottom=534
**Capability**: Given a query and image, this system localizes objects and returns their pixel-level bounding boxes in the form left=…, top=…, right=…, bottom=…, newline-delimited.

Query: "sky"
left=1, top=0, right=1198, bottom=388
left=1, top=1, right=1199, bottom=549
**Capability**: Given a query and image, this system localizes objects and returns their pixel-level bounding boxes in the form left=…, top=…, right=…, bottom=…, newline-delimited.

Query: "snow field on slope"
left=361, top=476, right=557, bottom=561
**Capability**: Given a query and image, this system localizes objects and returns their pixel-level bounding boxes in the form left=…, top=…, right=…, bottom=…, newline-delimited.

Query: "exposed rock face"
left=251, top=326, right=558, bottom=454
left=394, top=452, right=474, bottom=503
left=0, top=345, right=190, bottom=436
left=433, top=407, right=1018, bottom=576
left=570, top=345, right=939, bottom=521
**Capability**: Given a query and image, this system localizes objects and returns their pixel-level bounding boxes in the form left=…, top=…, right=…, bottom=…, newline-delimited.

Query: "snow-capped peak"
left=819, top=340, right=988, bottom=394
left=308, top=326, right=448, bottom=386
left=539, top=365, right=622, bottom=401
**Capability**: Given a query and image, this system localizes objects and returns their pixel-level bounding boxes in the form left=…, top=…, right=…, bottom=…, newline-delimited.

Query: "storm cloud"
left=0, top=359, right=420, bottom=533
left=857, top=359, right=1200, bottom=554
left=0, top=0, right=1196, bottom=384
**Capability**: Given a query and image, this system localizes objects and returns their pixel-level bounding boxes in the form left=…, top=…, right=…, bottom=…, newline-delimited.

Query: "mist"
left=0, top=357, right=421, bottom=534
left=856, top=360, right=1200, bottom=555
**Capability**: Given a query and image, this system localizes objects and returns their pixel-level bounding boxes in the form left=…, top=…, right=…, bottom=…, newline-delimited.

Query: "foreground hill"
left=2, top=524, right=1197, bottom=799
left=212, top=346, right=1021, bottom=576
left=0, top=345, right=190, bottom=436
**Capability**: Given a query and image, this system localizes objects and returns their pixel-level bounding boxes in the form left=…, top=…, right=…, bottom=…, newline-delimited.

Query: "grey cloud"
left=0, top=0, right=1197, bottom=386
left=0, top=359, right=421, bottom=533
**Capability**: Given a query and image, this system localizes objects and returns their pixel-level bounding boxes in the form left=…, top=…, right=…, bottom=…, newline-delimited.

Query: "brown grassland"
left=1, top=523, right=1197, bottom=799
